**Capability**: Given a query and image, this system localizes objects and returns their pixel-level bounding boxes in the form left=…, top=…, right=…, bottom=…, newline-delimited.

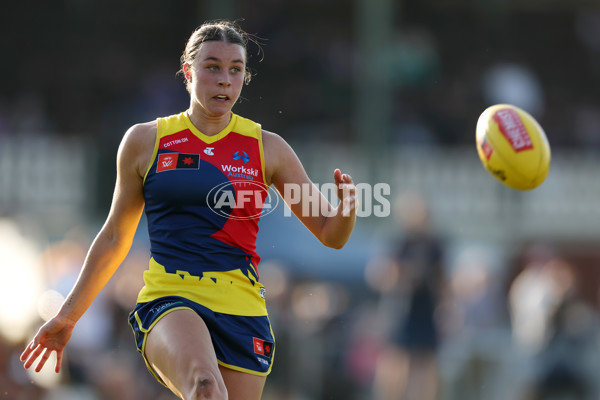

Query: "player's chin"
left=206, top=103, right=234, bottom=117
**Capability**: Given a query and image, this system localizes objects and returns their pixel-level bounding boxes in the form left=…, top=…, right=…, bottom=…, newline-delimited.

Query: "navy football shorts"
left=128, top=295, right=275, bottom=386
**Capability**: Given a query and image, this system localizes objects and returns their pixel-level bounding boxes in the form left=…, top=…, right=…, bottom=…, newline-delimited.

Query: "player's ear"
left=183, top=63, right=192, bottom=82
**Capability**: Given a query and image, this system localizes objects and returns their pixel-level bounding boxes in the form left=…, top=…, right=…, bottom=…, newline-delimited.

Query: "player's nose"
left=217, top=74, right=231, bottom=87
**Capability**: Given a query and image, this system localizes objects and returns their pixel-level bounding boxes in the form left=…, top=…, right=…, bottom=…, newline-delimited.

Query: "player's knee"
left=187, top=369, right=227, bottom=400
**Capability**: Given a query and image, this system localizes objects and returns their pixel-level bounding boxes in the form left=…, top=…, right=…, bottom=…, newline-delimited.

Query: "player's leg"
left=144, top=308, right=228, bottom=399
left=219, top=365, right=267, bottom=400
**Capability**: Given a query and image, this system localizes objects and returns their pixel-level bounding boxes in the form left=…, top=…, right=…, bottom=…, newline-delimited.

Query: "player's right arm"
left=20, top=121, right=156, bottom=373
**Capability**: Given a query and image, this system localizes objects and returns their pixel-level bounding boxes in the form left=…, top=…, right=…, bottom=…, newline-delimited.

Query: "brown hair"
left=179, top=20, right=254, bottom=91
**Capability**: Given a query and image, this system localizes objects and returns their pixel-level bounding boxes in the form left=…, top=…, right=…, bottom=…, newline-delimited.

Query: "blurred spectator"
left=344, top=300, right=386, bottom=397
left=482, top=62, right=545, bottom=117
left=509, top=249, right=599, bottom=400
left=372, top=192, right=446, bottom=400
left=442, top=243, right=512, bottom=400
left=388, top=27, right=441, bottom=90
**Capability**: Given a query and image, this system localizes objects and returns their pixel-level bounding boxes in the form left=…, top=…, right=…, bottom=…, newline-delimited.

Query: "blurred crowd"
left=4, top=190, right=600, bottom=399
left=2, top=1, right=600, bottom=150
left=3, top=0, right=600, bottom=399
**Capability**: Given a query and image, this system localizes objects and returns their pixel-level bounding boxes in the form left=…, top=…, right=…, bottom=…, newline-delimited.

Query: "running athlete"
left=20, top=20, right=357, bottom=400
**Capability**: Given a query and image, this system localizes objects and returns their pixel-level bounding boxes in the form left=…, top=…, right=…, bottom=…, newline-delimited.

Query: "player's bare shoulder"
left=262, top=129, right=283, bottom=152
left=262, top=129, right=296, bottom=159
left=125, top=121, right=157, bottom=148
left=262, top=129, right=304, bottom=187
left=119, top=121, right=157, bottom=178
left=262, top=129, right=291, bottom=185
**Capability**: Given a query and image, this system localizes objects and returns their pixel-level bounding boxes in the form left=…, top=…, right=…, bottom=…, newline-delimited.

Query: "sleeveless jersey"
left=136, top=111, right=269, bottom=316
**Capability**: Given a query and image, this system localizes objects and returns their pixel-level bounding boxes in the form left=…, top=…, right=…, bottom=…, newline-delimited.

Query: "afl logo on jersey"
left=233, top=150, right=250, bottom=163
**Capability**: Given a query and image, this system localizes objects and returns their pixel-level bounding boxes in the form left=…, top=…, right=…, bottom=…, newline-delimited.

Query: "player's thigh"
left=219, top=365, right=266, bottom=400
left=145, top=308, right=226, bottom=397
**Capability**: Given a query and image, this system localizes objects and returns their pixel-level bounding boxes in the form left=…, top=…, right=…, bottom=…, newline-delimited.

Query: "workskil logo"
left=221, top=164, right=259, bottom=181
left=233, top=150, right=250, bottom=163
left=206, top=180, right=279, bottom=220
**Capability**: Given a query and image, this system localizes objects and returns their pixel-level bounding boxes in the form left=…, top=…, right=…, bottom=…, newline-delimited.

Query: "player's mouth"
left=214, top=94, right=230, bottom=102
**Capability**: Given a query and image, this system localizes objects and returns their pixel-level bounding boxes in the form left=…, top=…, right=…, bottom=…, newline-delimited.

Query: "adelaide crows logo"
left=233, top=150, right=250, bottom=164
left=156, top=152, right=200, bottom=172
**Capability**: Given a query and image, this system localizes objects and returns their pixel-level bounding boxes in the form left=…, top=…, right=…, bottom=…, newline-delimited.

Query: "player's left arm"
left=263, top=130, right=357, bottom=249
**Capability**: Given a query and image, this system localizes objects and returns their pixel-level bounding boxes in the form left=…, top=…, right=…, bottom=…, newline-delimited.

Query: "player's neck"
left=187, top=107, right=232, bottom=137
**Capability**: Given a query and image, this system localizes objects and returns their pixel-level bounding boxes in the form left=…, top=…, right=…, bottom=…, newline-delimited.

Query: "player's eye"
left=231, top=66, right=242, bottom=73
left=207, top=65, right=219, bottom=71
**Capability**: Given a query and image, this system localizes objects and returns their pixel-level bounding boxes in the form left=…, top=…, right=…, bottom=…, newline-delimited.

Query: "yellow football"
left=476, top=104, right=551, bottom=190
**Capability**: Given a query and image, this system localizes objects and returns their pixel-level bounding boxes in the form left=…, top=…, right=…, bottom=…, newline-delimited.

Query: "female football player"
left=21, top=20, right=356, bottom=400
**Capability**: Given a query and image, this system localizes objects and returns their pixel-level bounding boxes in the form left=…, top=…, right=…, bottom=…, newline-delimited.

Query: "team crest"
left=253, top=337, right=274, bottom=358
left=156, top=153, right=200, bottom=172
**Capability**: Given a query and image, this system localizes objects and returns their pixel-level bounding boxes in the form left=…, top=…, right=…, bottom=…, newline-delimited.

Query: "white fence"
left=0, top=133, right=94, bottom=233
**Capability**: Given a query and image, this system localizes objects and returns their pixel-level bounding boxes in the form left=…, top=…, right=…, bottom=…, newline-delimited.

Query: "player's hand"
left=334, top=168, right=357, bottom=217
left=20, top=315, right=75, bottom=373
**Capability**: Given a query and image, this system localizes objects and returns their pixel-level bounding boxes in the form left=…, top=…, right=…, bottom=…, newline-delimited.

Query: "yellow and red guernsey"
left=137, top=111, right=270, bottom=316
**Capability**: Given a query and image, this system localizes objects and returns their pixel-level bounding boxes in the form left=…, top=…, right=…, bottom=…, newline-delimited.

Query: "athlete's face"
left=185, top=41, right=246, bottom=118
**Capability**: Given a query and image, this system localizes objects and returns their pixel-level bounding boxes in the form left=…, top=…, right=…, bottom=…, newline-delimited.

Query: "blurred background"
left=2, top=0, right=600, bottom=399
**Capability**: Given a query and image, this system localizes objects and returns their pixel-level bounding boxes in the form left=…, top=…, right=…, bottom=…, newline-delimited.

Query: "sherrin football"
left=476, top=104, right=551, bottom=190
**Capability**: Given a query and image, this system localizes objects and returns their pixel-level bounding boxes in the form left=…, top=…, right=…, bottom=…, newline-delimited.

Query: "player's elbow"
left=98, top=221, right=136, bottom=252
left=320, top=236, right=349, bottom=250
left=315, top=214, right=355, bottom=249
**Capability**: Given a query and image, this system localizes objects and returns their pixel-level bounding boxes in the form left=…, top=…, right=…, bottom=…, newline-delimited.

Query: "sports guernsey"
left=136, top=111, right=269, bottom=316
